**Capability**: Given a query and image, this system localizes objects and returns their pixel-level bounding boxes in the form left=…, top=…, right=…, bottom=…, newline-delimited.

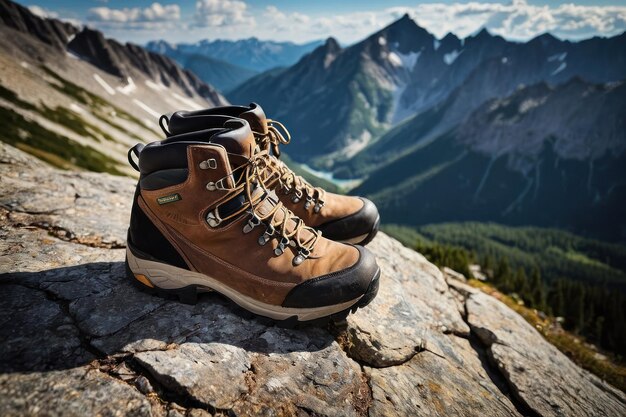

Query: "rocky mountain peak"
left=440, top=32, right=462, bottom=51
left=472, top=27, right=493, bottom=40
left=1, top=141, right=624, bottom=416
left=529, top=32, right=561, bottom=47
left=302, top=36, right=342, bottom=69
left=0, top=0, right=77, bottom=50
left=68, top=27, right=126, bottom=78
left=370, top=13, right=433, bottom=54
left=458, top=78, right=626, bottom=164
left=324, top=36, right=341, bottom=52
left=0, top=0, right=225, bottom=103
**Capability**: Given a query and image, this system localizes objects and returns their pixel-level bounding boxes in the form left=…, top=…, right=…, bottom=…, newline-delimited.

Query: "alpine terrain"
left=146, top=38, right=323, bottom=92
left=229, top=14, right=626, bottom=242
left=0, top=0, right=227, bottom=176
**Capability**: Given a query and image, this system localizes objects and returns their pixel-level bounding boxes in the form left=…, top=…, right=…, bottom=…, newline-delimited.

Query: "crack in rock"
left=465, top=290, right=626, bottom=417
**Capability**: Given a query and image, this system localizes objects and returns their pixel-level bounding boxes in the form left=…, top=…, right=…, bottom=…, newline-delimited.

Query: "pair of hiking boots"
left=125, top=103, right=380, bottom=324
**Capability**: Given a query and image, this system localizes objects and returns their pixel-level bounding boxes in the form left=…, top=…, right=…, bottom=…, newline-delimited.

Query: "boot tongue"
left=240, top=103, right=268, bottom=135
left=210, top=119, right=256, bottom=160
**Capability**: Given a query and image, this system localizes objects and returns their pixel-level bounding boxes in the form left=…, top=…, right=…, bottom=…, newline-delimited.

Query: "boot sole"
left=339, top=214, right=380, bottom=246
left=125, top=245, right=380, bottom=324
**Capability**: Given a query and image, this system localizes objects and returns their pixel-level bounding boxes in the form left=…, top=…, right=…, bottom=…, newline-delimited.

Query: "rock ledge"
left=1, top=143, right=624, bottom=417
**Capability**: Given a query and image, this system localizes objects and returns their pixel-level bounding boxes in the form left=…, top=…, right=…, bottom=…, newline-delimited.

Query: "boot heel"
left=125, top=247, right=201, bottom=305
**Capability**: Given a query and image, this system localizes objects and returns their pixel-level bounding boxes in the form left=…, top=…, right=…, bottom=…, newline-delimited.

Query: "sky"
left=25, top=0, right=626, bottom=45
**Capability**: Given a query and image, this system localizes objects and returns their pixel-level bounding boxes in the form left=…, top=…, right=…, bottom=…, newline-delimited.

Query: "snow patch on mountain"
left=145, top=80, right=167, bottom=91
left=93, top=74, right=115, bottom=95
left=69, top=103, right=85, bottom=114
left=132, top=99, right=160, bottom=118
left=387, top=50, right=421, bottom=70
left=548, top=52, right=567, bottom=62
left=519, top=97, right=547, bottom=114
left=116, top=77, right=136, bottom=95
left=444, top=50, right=462, bottom=65
left=552, top=62, right=567, bottom=75
left=387, top=51, right=403, bottom=67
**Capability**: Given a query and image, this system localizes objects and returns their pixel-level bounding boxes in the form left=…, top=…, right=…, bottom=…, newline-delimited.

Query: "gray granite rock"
left=0, top=141, right=135, bottom=250
left=367, top=335, right=520, bottom=417
left=0, top=368, right=153, bottom=417
left=467, top=291, right=626, bottom=417
left=345, top=234, right=469, bottom=367
left=1, top=143, right=624, bottom=417
left=0, top=284, right=93, bottom=372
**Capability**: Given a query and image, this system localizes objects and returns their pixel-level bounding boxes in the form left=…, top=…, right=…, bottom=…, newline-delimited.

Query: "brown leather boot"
left=161, top=103, right=380, bottom=245
left=126, top=118, right=379, bottom=323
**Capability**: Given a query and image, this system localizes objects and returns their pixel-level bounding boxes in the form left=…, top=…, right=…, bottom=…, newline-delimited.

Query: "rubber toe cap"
left=281, top=245, right=379, bottom=308
left=317, top=198, right=380, bottom=243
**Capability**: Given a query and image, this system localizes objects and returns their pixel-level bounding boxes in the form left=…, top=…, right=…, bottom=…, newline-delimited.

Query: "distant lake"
left=299, top=163, right=363, bottom=191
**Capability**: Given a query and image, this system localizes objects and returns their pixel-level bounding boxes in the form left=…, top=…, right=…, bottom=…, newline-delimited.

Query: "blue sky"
left=26, top=0, right=626, bottom=45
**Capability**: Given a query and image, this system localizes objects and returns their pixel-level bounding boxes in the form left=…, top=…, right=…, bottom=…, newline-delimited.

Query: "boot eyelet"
left=243, top=215, right=261, bottom=234
left=206, top=182, right=216, bottom=191
left=199, top=159, right=218, bottom=170
left=293, top=248, right=310, bottom=266
left=304, top=196, right=314, bottom=210
left=206, top=210, right=222, bottom=227
left=274, top=237, right=289, bottom=256
left=258, top=225, right=275, bottom=246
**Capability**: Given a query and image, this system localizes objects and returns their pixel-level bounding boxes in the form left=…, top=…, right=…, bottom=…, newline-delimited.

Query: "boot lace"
left=256, top=119, right=326, bottom=213
left=205, top=150, right=320, bottom=266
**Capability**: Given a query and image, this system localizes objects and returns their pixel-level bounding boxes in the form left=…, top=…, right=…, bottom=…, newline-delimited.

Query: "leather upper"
left=137, top=139, right=365, bottom=306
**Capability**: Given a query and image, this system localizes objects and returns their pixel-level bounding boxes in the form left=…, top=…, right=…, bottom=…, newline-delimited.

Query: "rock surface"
left=1, top=142, right=625, bottom=416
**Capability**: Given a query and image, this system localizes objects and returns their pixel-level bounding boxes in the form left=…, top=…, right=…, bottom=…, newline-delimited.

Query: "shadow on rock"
left=0, top=262, right=336, bottom=374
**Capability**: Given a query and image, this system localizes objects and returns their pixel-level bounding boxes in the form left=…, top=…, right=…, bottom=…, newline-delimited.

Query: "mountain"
left=146, top=40, right=258, bottom=92
left=229, top=15, right=431, bottom=163
left=0, top=0, right=227, bottom=176
left=2, top=141, right=625, bottom=416
left=345, top=30, right=626, bottom=178
left=353, top=79, right=626, bottom=242
left=146, top=38, right=323, bottom=91
left=229, top=15, right=626, bottom=167
left=147, top=38, right=324, bottom=72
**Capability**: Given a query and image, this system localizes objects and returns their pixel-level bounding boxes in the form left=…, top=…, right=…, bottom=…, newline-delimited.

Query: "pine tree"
left=528, top=266, right=544, bottom=309
left=494, top=257, right=512, bottom=292
left=513, top=267, right=528, bottom=299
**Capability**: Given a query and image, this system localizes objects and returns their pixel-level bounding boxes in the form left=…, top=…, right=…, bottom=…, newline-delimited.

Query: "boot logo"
left=157, top=193, right=182, bottom=205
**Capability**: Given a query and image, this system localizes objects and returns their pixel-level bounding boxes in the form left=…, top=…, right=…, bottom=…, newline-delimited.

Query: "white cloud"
left=193, top=0, right=254, bottom=27
left=29, top=5, right=82, bottom=27
left=405, top=0, right=626, bottom=41
left=265, top=6, right=309, bottom=24
left=73, top=1, right=626, bottom=46
left=87, top=2, right=180, bottom=29
left=253, top=1, right=626, bottom=44
left=28, top=5, right=59, bottom=19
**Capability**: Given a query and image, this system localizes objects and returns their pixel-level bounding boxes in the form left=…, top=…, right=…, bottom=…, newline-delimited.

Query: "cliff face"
left=0, top=0, right=77, bottom=50
left=0, top=0, right=226, bottom=105
left=0, top=142, right=624, bottom=416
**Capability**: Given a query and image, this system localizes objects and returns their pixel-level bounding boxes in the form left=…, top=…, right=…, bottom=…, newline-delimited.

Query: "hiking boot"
left=126, top=118, right=379, bottom=323
left=160, top=103, right=380, bottom=245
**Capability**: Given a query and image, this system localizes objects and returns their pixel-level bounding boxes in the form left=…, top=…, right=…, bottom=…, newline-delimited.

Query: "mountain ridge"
left=0, top=0, right=227, bottom=176
left=230, top=14, right=626, bottom=167
left=353, top=78, right=626, bottom=242
left=146, top=37, right=323, bottom=91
